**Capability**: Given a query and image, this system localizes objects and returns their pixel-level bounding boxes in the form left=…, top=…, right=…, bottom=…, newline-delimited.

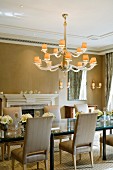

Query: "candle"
left=59, top=39, right=65, bottom=46
left=83, top=55, right=89, bottom=61
left=81, top=42, right=87, bottom=49
left=65, top=52, right=72, bottom=60
left=77, top=48, right=82, bottom=53
left=44, top=53, right=50, bottom=60
left=42, top=44, right=47, bottom=50
left=78, top=62, right=82, bottom=67
left=34, top=56, right=39, bottom=63
left=90, top=57, right=97, bottom=64
left=34, top=57, right=42, bottom=66
left=53, top=48, right=58, bottom=53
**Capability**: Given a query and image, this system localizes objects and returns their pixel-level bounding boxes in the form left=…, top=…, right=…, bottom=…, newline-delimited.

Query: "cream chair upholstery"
left=0, top=143, right=5, bottom=161
left=3, top=107, right=24, bottom=160
left=11, top=117, right=53, bottom=170
left=74, top=103, right=89, bottom=113
left=59, top=113, right=97, bottom=170
left=100, top=134, right=113, bottom=157
left=44, top=105, right=71, bottom=142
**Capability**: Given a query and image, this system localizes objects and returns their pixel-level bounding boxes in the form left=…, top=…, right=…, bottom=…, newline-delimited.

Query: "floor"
left=0, top=131, right=113, bottom=170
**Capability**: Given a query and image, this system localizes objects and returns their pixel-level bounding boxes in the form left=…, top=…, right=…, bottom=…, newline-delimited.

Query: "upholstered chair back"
left=3, top=107, right=22, bottom=124
left=44, top=105, right=61, bottom=127
left=73, top=113, right=97, bottom=149
left=23, top=117, right=53, bottom=163
left=74, top=104, right=88, bottom=113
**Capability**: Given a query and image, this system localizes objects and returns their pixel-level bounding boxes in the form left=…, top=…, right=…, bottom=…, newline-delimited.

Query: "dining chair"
left=100, top=134, right=113, bottom=157
left=3, top=107, right=24, bottom=160
left=44, top=105, right=71, bottom=143
left=74, top=103, right=89, bottom=113
left=11, top=117, right=53, bottom=170
left=0, top=143, right=5, bottom=161
left=59, top=113, right=98, bottom=170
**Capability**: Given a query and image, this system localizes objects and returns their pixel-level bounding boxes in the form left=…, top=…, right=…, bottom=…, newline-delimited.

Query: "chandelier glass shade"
left=34, top=14, right=97, bottom=72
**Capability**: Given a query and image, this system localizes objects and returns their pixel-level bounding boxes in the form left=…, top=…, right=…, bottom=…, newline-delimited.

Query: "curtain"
left=105, top=52, right=113, bottom=110
left=79, top=70, right=87, bottom=100
left=68, top=70, right=82, bottom=100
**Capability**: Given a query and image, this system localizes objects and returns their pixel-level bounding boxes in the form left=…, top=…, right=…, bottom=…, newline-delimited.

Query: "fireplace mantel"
left=0, top=94, right=59, bottom=109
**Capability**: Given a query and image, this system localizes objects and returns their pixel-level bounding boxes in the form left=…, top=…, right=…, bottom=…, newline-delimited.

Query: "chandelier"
left=34, top=14, right=97, bottom=72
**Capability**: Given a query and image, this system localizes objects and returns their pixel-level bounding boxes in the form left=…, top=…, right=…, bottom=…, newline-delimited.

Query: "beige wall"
left=58, top=54, right=104, bottom=116
left=0, top=42, right=59, bottom=94
left=0, top=42, right=105, bottom=116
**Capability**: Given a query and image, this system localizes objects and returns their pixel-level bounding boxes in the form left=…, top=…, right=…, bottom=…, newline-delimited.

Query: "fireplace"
left=0, top=94, right=59, bottom=116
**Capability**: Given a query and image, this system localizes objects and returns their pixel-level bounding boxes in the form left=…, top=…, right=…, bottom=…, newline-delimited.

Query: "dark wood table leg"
left=50, top=133, right=54, bottom=170
left=103, top=129, right=106, bottom=160
left=110, top=129, right=112, bottom=134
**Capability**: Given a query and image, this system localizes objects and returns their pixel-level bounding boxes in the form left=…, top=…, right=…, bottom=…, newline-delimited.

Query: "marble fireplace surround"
left=0, top=94, right=59, bottom=116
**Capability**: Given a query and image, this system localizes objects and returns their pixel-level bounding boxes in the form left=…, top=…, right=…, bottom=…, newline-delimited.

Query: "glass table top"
left=1, top=117, right=113, bottom=142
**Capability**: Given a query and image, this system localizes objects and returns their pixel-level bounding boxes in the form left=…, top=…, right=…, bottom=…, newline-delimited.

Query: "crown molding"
left=0, top=25, right=113, bottom=55
left=0, top=34, right=109, bottom=55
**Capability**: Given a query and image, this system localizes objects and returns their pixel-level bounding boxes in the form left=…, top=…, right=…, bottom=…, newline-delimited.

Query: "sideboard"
left=65, top=105, right=98, bottom=118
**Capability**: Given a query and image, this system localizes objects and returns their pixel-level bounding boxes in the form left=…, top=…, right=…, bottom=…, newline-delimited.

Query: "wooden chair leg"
left=59, top=149, right=62, bottom=164
left=23, top=164, right=27, bottom=170
left=69, top=135, right=72, bottom=140
left=4, top=143, right=7, bottom=154
left=7, top=145, right=10, bottom=160
left=89, top=151, right=94, bottom=167
left=100, top=142, right=102, bottom=157
left=45, top=160, right=48, bottom=170
left=1, top=144, right=4, bottom=161
left=37, top=162, right=39, bottom=169
left=12, top=157, right=15, bottom=170
left=21, top=144, right=24, bottom=147
left=78, top=154, right=81, bottom=160
left=73, top=154, right=76, bottom=170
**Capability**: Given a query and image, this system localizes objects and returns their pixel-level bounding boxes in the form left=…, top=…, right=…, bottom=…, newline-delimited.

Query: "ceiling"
left=0, top=0, right=113, bottom=54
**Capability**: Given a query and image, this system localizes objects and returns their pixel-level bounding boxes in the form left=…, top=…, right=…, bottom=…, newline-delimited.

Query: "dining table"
left=0, top=117, right=113, bottom=170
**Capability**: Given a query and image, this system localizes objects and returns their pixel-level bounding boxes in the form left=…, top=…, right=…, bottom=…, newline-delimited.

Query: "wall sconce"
left=91, top=80, right=96, bottom=90
left=59, top=80, right=70, bottom=89
left=91, top=80, right=102, bottom=90
left=97, top=83, right=102, bottom=89
left=59, top=80, right=63, bottom=89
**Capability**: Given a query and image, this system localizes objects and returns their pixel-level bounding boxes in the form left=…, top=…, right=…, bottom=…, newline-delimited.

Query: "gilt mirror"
left=68, top=70, right=87, bottom=100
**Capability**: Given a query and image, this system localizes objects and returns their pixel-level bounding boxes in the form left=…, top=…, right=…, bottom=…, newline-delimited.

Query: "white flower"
left=42, top=112, right=56, bottom=118
left=93, top=109, right=103, bottom=117
left=20, top=113, right=33, bottom=123
left=0, top=115, right=13, bottom=125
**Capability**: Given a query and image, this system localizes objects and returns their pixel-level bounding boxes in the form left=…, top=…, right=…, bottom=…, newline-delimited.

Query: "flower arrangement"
left=93, top=109, right=103, bottom=118
left=42, top=112, right=56, bottom=119
left=106, top=111, right=113, bottom=116
left=20, top=113, right=33, bottom=123
left=0, top=115, right=13, bottom=125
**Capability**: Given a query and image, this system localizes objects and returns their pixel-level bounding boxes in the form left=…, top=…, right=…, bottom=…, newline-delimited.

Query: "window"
left=68, top=70, right=87, bottom=100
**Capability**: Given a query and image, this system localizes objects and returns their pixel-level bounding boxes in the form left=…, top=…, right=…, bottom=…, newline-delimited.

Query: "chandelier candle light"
left=34, top=14, right=97, bottom=72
